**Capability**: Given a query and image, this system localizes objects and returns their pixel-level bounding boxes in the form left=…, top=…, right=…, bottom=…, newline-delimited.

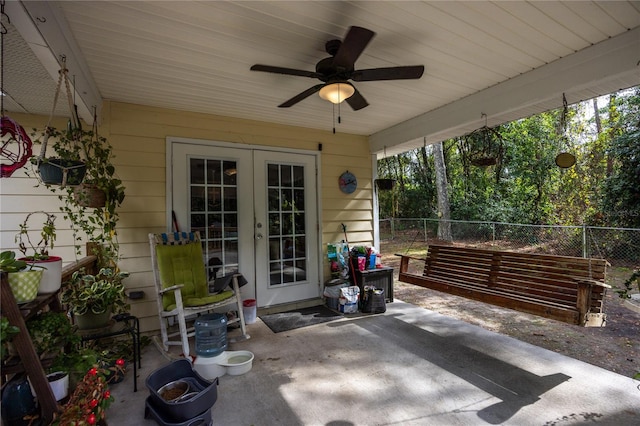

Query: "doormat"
left=260, top=305, right=343, bottom=333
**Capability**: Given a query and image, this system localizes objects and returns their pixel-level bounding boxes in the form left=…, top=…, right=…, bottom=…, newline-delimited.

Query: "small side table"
left=351, top=267, right=394, bottom=303
left=78, top=313, right=141, bottom=392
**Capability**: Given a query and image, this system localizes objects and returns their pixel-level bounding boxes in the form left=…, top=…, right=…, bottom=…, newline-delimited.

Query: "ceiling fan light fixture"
left=319, top=82, right=355, bottom=104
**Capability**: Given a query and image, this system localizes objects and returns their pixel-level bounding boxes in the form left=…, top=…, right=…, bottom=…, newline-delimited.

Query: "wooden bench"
left=397, top=244, right=611, bottom=327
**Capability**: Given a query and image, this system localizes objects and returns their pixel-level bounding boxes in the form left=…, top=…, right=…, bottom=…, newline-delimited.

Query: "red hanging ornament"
left=1, top=116, right=33, bottom=177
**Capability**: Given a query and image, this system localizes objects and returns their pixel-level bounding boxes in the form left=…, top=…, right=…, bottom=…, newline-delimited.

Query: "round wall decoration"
left=338, top=171, right=357, bottom=194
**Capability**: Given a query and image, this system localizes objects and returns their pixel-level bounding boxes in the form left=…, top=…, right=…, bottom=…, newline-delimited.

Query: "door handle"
left=256, top=233, right=263, bottom=240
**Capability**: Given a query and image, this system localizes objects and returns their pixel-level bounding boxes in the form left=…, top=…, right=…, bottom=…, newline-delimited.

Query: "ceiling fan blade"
left=345, top=87, right=368, bottom=111
left=278, top=84, right=325, bottom=108
left=251, top=64, right=321, bottom=79
left=352, top=65, right=425, bottom=81
left=332, top=26, right=375, bottom=70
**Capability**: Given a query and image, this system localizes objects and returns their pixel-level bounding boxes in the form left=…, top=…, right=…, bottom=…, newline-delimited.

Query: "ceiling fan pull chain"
left=332, top=103, right=336, bottom=134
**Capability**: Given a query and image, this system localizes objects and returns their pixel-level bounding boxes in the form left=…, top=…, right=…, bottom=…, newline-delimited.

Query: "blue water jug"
left=194, top=313, right=228, bottom=357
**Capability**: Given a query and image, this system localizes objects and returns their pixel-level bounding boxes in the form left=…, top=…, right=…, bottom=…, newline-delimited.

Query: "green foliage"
left=26, top=311, right=79, bottom=355
left=377, top=87, right=639, bottom=230
left=49, top=346, right=101, bottom=377
left=61, top=268, right=130, bottom=315
left=1, top=316, right=20, bottom=360
left=599, top=131, right=640, bottom=227
left=0, top=251, right=42, bottom=272
left=15, top=211, right=57, bottom=260
left=30, top=126, right=125, bottom=262
left=614, top=269, right=640, bottom=300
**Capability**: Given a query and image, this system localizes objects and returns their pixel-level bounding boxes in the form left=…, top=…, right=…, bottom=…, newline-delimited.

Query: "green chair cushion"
left=177, top=290, right=235, bottom=312
left=156, top=242, right=233, bottom=311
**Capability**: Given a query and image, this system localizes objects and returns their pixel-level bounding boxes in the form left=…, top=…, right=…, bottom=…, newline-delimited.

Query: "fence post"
left=391, top=218, right=395, bottom=240
left=492, top=223, right=496, bottom=242
left=423, top=218, right=427, bottom=242
left=582, top=224, right=587, bottom=258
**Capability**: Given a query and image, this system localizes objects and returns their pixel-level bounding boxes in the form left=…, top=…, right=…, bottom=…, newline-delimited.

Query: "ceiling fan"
left=250, top=26, right=424, bottom=110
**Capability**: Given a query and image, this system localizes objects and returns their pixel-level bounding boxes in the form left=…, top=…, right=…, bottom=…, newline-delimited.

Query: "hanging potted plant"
left=15, top=211, right=63, bottom=294
left=0, top=251, right=43, bottom=304
left=376, top=147, right=396, bottom=191
left=61, top=268, right=130, bottom=330
left=67, top=121, right=125, bottom=210
left=375, top=178, right=396, bottom=191
left=30, top=123, right=125, bottom=263
left=33, top=126, right=88, bottom=186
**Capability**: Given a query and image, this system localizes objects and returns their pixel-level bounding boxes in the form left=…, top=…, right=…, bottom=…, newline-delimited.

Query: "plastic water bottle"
left=194, top=313, right=228, bottom=357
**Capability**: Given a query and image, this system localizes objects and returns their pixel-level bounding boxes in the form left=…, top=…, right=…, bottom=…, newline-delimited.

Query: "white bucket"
left=47, top=372, right=69, bottom=401
left=242, top=299, right=257, bottom=324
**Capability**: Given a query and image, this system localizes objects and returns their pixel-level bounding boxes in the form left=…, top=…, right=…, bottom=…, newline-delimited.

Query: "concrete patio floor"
left=106, top=300, right=640, bottom=426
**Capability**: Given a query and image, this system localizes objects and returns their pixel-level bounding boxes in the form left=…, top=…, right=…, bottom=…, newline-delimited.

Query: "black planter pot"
left=38, top=158, right=86, bottom=185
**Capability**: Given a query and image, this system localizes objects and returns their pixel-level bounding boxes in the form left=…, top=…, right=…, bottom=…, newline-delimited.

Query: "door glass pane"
left=191, top=158, right=205, bottom=184
left=206, top=160, right=221, bottom=184
left=267, top=163, right=307, bottom=287
left=189, top=158, right=239, bottom=279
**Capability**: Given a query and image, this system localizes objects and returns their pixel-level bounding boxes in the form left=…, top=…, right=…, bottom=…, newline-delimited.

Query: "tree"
left=376, top=87, right=639, bottom=229
left=598, top=89, right=640, bottom=228
left=433, top=142, right=452, bottom=240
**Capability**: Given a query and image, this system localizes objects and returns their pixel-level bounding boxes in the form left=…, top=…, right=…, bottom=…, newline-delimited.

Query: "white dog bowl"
left=221, top=351, right=254, bottom=376
left=193, top=350, right=254, bottom=379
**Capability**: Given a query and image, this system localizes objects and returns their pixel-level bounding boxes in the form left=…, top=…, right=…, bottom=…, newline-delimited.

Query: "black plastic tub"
left=145, top=397, right=212, bottom=426
left=146, top=359, right=218, bottom=422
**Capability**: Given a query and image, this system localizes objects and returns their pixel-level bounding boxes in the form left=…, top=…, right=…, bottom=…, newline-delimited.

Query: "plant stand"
left=78, top=313, right=141, bottom=392
left=1, top=272, right=59, bottom=423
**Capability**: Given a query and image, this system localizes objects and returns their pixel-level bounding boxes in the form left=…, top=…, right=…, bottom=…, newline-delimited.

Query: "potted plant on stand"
left=26, top=311, right=79, bottom=402
left=0, top=251, right=43, bottom=304
left=15, top=211, right=63, bottom=294
left=61, top=268, right=130, bottom=330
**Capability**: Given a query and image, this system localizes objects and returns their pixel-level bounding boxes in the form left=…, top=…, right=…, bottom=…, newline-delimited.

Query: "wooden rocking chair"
left=149, top=232, right=249, bottom=358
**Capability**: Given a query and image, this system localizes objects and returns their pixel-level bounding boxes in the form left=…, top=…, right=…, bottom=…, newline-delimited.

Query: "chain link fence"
left=380, top=218, right=640, bottom=268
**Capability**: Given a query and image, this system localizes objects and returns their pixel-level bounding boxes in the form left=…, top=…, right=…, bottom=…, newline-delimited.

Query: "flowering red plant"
left=51, top=363, right=122, bottom=425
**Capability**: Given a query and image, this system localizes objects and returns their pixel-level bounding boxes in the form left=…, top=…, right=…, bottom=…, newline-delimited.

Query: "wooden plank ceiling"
left=4, top=1, right=640, bottom=155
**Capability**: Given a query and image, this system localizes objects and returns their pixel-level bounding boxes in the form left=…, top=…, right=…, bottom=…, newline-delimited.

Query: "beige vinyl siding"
left=0, top=114, right=82, bottom=263
left=0, top=101, right=374, bottom=333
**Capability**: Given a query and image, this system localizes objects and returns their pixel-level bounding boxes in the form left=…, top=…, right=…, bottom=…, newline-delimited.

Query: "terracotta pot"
left=73, top=183, right=107, bottom=208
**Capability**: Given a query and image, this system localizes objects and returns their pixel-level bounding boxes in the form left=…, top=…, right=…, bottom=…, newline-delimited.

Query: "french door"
left=171, top=141, right=320, bottom=308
